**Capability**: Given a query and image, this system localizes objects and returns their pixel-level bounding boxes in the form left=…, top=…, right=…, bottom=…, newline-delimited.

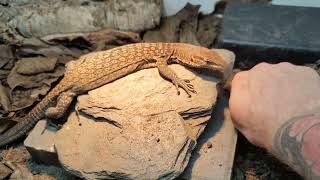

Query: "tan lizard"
left=0, top=42, right=229, bottom=147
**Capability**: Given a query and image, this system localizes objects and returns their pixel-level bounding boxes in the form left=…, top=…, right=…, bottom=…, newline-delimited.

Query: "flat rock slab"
left=24, top=120, right=60, bottom=166
left=54, top=64, right=219, bottom=179
left=181, top=92, right=237, bottom=179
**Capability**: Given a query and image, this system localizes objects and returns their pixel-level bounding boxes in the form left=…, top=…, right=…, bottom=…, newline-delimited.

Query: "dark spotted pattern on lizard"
left=0, top=43, right=228, bottom=147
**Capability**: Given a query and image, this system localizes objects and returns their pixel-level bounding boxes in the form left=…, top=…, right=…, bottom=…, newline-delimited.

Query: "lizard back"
left=64, top=43, right=174, bottom=92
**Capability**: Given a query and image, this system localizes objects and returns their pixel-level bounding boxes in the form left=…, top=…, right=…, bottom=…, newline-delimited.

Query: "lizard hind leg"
left=45, top=91, right=76, bottom=119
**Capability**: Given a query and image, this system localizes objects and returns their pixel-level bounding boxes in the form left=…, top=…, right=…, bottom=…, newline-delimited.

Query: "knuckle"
left=278, top=62, right=292, bottom=66
left=255, top=62, right=271, bottom=69
left=233, top=71, right=245, bottom=80
left=232, top=71, right=248, bottom=85
left=250, top=62, right=272, bottom=73
left=276, top=62, right=295, bottom=70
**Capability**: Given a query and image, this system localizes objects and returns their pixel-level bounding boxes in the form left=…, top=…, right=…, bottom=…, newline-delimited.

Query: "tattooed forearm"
left=273, top=114, right=320, bottom=180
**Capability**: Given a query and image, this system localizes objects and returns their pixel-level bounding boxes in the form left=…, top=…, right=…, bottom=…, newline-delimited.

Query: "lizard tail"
left=0, top=91, right=57, bottom=148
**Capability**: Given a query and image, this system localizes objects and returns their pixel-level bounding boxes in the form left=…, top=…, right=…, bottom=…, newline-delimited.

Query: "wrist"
left=272, top=113, right=320, bottom=179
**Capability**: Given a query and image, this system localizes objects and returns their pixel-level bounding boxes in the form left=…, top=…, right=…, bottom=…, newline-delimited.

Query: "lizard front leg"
left=45, top=91, right=76, bottom=119
left=156, top=56, right=196, bottom=97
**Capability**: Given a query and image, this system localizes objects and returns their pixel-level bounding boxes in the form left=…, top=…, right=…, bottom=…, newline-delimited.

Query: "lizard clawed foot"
left=173, top=79, right=197, bottom=97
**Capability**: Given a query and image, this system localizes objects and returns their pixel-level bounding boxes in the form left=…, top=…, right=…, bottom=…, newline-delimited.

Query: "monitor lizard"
left=0, top=42, right=229, bottom=147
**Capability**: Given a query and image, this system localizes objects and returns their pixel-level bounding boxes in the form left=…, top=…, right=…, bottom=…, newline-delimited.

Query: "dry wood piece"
left=2, top=146, right=31, bottom=164
left=143, top=3, right=200, bottom=43
left=143, top=2, right=223, bottom=48
left=0, top=0, right=161, bottom=40
left=42, top=29, right=142, bottom=52
left=0, top=163, right=12, bottom=179
left=196, top=12, right=222, bottom=47
left=7, top=57, right=64, bottom=111
left=3, top=28, right=141, bottom=64
left=7, top=164, right=33, bottom=180
left=0, top=45, right=14, bottom=70
left=0, top=0, right=152, bottom=65
left=16, top=57, right=57, bottom=75
left=0, top=83, right=11, bottom=112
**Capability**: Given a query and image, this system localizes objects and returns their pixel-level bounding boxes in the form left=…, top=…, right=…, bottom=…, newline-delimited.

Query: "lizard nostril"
left=206, top=60, right=215, bottom=65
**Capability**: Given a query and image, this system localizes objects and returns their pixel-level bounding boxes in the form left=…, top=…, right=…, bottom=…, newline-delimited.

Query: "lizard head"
left=173, top=44, right=234, bottom=79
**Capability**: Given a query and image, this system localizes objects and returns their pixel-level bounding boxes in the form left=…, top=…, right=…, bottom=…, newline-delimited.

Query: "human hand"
left=229, top=62, right=320, bottom=179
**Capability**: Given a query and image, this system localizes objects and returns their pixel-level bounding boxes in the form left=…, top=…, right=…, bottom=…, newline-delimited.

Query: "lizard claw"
left=184, top=79, right=191, bottom=83
left=187, top=83, right=194, bottom=88
left=173, top=78, right=197, bottom=97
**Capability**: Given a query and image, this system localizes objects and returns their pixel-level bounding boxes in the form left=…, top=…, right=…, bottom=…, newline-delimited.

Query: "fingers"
left=229, top=71, right=251, bottom=131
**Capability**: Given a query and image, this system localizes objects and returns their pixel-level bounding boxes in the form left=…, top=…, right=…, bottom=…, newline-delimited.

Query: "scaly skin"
left=0, top=43, right=228, bottom=147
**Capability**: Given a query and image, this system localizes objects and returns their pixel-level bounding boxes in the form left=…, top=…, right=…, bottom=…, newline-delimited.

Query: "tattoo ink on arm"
left=273, top=114, right=320, bottom=180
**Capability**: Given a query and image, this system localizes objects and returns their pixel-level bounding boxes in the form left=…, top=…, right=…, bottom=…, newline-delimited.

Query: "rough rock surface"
left=54, top=64, right=220, bottom=179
